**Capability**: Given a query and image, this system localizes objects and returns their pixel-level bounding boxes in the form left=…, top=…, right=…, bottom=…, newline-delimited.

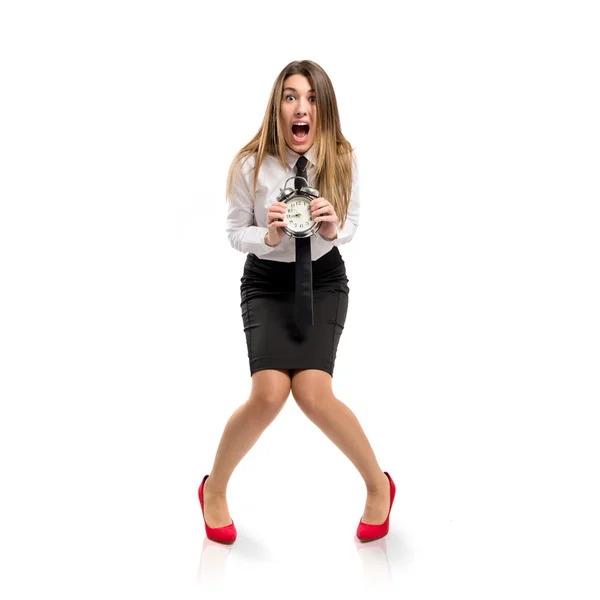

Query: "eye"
left=309, top=96, right=317, bottom=103
left=285, top=94, right=296, bottom=101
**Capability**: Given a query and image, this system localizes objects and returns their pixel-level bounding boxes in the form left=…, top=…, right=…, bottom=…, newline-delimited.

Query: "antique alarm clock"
left=276, top=176, right=321, bottom=239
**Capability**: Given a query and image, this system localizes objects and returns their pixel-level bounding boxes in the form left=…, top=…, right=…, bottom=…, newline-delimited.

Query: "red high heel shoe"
left=356, top=471, right=396, bottom=542
left=198, top=474, right=237, bottom=544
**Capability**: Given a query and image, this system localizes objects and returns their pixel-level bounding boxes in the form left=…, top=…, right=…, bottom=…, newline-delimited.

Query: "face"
left=280, top=74, right=317, bottom=154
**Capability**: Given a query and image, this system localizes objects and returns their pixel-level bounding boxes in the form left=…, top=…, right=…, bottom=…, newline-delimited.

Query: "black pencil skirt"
left=240, top=246, right=350, bottom=376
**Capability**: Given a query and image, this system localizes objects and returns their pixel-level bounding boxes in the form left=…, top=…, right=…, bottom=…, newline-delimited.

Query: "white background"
left=1, top=1, right=599, bottom=598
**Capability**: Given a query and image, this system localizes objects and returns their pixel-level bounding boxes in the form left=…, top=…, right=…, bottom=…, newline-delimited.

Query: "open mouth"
left=292, top=122, right=310, bottom=143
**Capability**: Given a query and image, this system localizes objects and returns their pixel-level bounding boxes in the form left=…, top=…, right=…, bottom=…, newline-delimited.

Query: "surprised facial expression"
left=280, top=74, right=317, bottom=154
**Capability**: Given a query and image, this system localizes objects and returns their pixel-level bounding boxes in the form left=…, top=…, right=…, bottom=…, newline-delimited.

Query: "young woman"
left=198, top=60, right=395, bottom=544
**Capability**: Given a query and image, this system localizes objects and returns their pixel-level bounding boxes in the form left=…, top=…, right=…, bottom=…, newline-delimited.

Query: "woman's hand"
left=311, top=197, right=338, bottom=241
left=265, top=201, right=289, bottom=247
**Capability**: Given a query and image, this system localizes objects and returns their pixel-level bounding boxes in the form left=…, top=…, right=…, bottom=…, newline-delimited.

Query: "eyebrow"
left=283, top=87, right=315, bottom=94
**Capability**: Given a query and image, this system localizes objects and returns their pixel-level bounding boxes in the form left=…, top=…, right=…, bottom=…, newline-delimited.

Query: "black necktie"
left=294, top=156, right=313, bottom=331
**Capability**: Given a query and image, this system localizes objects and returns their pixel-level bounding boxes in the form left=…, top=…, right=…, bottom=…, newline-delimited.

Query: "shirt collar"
left=284, top=145, right=315, bottom=171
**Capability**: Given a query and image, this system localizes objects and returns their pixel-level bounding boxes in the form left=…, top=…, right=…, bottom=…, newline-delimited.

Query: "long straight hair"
left=226, top=60, right=354, bottom=227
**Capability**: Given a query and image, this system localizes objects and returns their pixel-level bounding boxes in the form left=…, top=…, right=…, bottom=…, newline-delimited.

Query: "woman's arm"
left=225, top=158, right=276, bottom=257
left=329, top=153, right=360, bottom=246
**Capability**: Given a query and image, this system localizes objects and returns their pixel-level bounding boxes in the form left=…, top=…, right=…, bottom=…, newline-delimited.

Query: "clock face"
left=284, top=197, right=315, bottom=234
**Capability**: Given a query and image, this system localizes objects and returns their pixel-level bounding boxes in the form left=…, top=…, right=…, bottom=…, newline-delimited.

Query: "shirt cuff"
left=319, top=224, right=340, bottom=242
left=254, top=227, right=277, bottom=256
left=331, top=222, right=356, bottom=246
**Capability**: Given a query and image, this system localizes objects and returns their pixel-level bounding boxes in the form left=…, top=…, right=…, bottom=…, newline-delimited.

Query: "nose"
left=295, top=98, right=308, bottom=116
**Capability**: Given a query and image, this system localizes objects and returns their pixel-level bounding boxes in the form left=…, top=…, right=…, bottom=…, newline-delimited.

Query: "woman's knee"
left=291, top=373, right=335, bottom=418
left=249, top=369, right=291, bottom=412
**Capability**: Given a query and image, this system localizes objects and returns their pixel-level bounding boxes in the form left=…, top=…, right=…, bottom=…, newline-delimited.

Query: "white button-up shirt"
left=225, top=145, right=359, bottom=262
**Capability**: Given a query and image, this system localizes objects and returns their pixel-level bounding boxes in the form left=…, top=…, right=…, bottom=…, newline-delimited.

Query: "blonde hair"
left=226, top=60, right=354, bottom=228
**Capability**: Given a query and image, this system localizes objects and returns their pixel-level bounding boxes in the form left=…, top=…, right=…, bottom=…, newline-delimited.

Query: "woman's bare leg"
left=202, top=369, right=291, bottom=527
left=291, top=369, right=390, bottom=524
